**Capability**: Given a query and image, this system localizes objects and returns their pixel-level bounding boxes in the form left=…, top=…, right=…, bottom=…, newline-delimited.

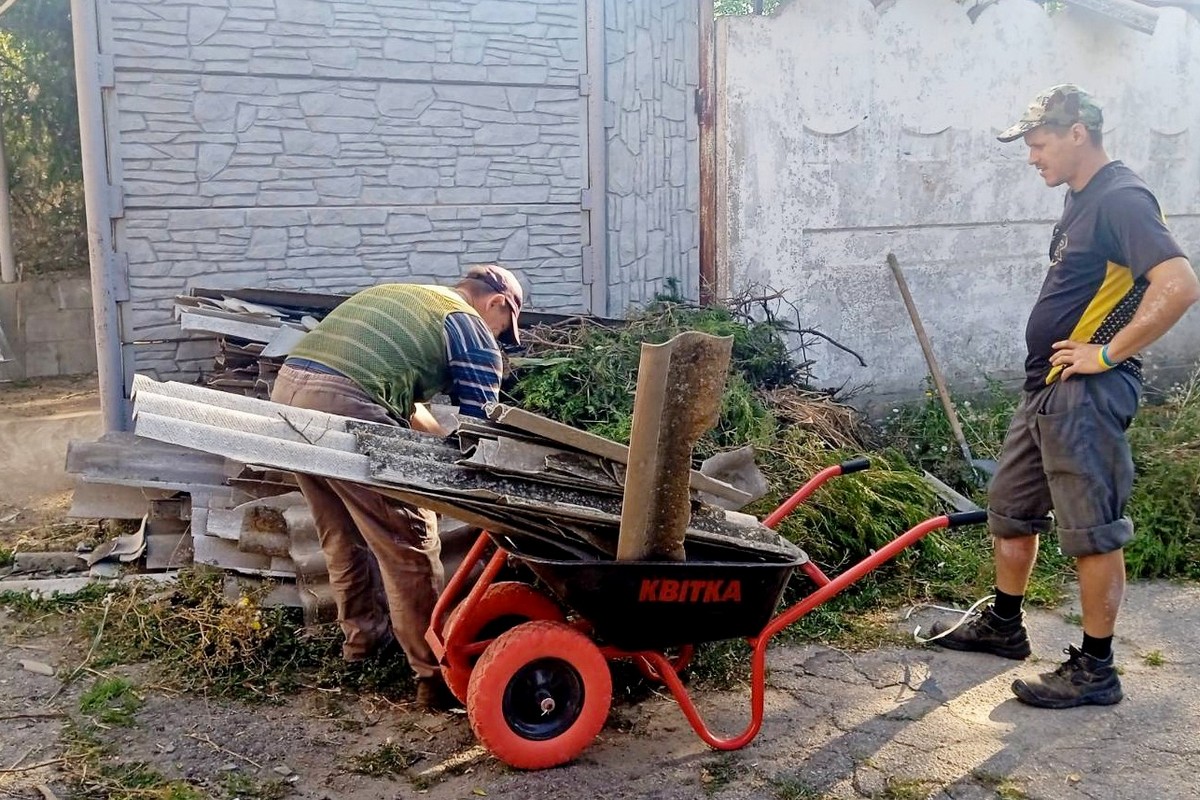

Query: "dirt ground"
left=2, top=378, right=1199, bottom=800
left=0, top=375, right=102, bottom=546
left=3, top=584, right=1199, bottom=800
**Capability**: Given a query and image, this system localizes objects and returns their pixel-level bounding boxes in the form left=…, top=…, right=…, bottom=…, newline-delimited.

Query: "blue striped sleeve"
left=443, top=312, right=503, bottom=419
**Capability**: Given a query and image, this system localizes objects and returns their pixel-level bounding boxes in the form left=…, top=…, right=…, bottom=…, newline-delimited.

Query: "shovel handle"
left=839, top=457, right=870, bottom=474
left=887, top=254, right=973, bottom=461
left=946, top=510, right=989, bottom=528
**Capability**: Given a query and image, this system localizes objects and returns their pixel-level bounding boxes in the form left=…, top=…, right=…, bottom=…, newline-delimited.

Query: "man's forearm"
left=409, top=403, right=450, bottom=437
left=1107, top=258, right=1200, bottom=362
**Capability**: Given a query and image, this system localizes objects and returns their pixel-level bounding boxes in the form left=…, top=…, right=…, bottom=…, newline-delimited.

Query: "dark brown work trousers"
left=271, top=364, right=442, bottom=676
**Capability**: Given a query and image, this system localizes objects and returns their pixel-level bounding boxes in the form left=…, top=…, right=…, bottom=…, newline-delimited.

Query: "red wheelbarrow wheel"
left=467, top=620, right=611, bottom=770
left=443, top=582, right=565, bottom=703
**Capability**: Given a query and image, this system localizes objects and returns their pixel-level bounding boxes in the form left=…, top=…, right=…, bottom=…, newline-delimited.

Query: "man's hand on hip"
left=1051, top=340, right=1110, bottom=379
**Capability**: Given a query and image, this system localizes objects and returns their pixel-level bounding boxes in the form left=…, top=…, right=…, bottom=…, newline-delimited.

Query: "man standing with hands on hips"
left=928, top=85, right=1199, bottom=708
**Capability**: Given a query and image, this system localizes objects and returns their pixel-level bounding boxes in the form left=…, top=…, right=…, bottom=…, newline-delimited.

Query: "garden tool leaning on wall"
left=887, top=253, right=998, bottom=487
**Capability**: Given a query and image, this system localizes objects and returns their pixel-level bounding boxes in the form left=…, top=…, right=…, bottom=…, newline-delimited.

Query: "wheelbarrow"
left=425, top=458, right=987, bottom=770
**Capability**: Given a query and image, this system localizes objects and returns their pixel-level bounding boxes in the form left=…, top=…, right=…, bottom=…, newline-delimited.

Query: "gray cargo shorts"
left=987, top=368, right=1141, bottom=557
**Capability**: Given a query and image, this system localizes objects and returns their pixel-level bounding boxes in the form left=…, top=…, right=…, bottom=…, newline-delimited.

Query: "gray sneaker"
left=1011, top=645, right=1123, bottom=709
left=926, top=604, right=1032, bottom=660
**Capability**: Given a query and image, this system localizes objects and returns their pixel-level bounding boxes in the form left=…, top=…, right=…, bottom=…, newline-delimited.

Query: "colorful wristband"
left=1099, top=345, right=1116, bottom=369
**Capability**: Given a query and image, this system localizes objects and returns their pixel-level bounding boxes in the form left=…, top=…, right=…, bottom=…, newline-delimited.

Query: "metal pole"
left=697, top=0, right=717, bottom=304
left=0, top=96, right=17, bottom=284
left=70, top=0, right=126, bottom=431
left=583, top=0, right=609, bottom=317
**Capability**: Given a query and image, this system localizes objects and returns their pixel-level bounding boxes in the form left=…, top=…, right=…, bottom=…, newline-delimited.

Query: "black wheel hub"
left=501, top=657, right=585, bottom=741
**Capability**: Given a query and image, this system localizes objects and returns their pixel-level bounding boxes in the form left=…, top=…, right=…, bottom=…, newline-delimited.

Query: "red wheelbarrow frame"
left=426, top=458, right=986, bottom=754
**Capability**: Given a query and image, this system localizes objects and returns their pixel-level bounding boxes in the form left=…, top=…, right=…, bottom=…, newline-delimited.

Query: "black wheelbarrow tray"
left=425, top=458, right=987, bottom=770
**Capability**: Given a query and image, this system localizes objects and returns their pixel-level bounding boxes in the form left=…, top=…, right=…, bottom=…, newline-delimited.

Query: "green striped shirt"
left=288, top=284, right=485, bottom=422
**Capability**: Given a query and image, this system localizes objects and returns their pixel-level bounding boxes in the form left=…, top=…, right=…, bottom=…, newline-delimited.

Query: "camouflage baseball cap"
left=997, top=84, right=1103, bottom=143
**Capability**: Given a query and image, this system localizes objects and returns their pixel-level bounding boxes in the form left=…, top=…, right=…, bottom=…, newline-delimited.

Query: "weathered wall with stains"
left=92, top=0, right=701, bottom=386
left=717, top=0, right=1200, bottom=401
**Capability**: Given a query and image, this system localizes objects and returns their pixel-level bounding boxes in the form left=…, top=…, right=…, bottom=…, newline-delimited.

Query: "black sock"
left=992, top=588, right=1024, bottom=620
left=1082, top=633, right=1113, bottom=661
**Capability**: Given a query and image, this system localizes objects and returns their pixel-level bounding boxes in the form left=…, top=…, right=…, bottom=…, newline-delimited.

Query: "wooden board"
left=485, top=404, right=750, bottom=504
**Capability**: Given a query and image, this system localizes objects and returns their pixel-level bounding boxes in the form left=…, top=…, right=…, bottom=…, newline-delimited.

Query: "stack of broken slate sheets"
left=130, top=375, right=802, bottom=564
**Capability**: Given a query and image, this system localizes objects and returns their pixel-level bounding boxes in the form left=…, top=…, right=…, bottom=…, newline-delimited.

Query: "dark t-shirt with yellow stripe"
left=1024, top=161, right=1186, bottom=391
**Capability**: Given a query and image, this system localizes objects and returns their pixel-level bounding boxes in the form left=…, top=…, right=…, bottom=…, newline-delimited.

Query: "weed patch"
left=699, top=753, right=741, bottom=794
left=3, top=570, right=413, bottom=702
left=60, top=718, right=204, bottom=800
left=219, top=772, right=292, bottom=800
left=346, top=740, right=420, bottom=778
left=972, top=770, right=1028, bottom=799
left=996, top=782, right=1029, bottom=800
left=886, top=370, right=1200, bottom=586
left=1124, top=375, right=1200, bottom=580
left=878, top=777, right=934, bottom=799
left=770, top=774, right=825, bottom=799
left=79, top=676, right=142, bottom=727
left=0, top=580, right=116, bottom=615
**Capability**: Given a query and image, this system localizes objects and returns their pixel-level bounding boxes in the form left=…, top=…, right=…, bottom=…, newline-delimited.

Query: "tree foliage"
left=715, top=0, right=783, bottom=14
left=0, top=0, right=87, bottom=275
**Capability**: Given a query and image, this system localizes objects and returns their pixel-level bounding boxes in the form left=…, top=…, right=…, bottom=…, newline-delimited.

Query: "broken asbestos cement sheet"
left=483, top=403, right=751, bottom=505
left=618, top=331, right=734, bottom=561
left=128, top=375, right=801, bottom=561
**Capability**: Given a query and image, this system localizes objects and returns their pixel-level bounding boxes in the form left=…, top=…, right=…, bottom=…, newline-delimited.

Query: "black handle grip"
left=946, top=510, right=988, bottom=528
left=839, top=457, right=871, bottom=474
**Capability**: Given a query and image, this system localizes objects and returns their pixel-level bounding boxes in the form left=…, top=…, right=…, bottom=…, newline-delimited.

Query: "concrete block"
left=24, top=310, right=94, bottom=344
left=58, top=339, right=99, bottom=376
left=53, top=279, right=93, bottom=311
left=21, top=341, right=63, bottom=377
left=0, top=359, right=23, bottom=382
left=13, top=551, right=86, bottom=573
left=16, top=280, right=60, bottom=315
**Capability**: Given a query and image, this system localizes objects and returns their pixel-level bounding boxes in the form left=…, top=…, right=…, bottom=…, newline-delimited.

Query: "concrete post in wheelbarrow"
left=617, top=331, right=734, bottom=561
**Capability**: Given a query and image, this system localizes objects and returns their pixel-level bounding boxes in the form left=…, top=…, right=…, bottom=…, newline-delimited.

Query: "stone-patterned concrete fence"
left=76, top=0, right=702, bottom=425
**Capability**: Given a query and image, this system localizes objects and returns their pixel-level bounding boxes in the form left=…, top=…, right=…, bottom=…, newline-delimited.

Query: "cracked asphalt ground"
left=2, top=580, right=1196, bottom=800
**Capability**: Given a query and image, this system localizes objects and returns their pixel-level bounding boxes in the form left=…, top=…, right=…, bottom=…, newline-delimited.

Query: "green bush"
left=509, top=302, right=789, bottom=458
left=1125, top=379, right=1200, bottom=580
left=0, top=0, right=87, bottom=275
left=884, top=371, right=1200, bottom=587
